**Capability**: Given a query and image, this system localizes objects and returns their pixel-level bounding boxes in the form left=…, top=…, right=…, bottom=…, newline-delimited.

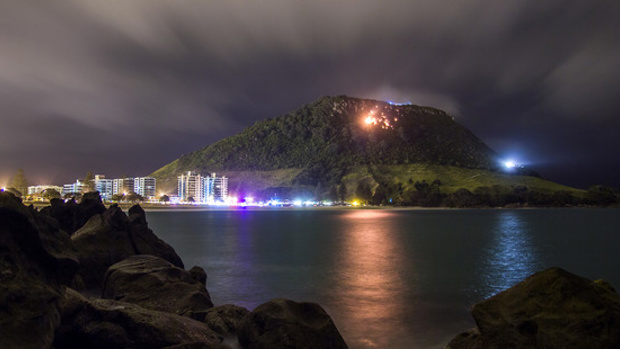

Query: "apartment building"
left=113, top=178, right=134, bottom=195
left=178, top=172, right=228, bottom=203
left=27, top=185, right=63, bottom=195
left=134, top=177, right=156, bottom=198
left=178, top=171, right=204, bottom=202
left=94, top=174, right=113, bottom=199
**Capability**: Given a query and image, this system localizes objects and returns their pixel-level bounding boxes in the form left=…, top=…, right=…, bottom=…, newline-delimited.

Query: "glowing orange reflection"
left=334, top=209, right=407, bottom=347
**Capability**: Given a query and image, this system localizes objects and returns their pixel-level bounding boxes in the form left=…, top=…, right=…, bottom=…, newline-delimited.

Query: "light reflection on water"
left=333, top=210, right=408, bottom=348
left=479, top=211, right=542, bottom=298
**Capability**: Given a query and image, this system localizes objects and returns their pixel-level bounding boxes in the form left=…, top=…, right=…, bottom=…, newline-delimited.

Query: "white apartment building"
left=33, top=174, right=157, bottom=201
left=208, top=173, right=228, bottom=203
left=178, top=172, right=228, bottom=203
left=134, top=177, right=156, bottom=198
left=178, top=171, right=203, bottom=202
left=62, top=180, right=84, bottom=196
left=203, top=176, right=214, bottom=203
left=94, top=174, right=114, bottom=199
left=113, top=178, right=134, bottom=195
left=27, top=185, right=63, bottom=195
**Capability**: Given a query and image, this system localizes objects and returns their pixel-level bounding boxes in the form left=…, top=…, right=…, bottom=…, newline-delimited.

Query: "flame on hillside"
left=362, top=105, right=400, bottom=130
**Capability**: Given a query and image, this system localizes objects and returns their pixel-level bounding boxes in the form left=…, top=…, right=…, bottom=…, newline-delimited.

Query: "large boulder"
left=102, top=255, right=213, bottom=318
left=447, top=267, right=620, bottom=348
left=203, top=304, right=250, bottom=349
left=127, top=205, right=185, bottom=268
left=39, top=192, right=106, bottom=235
left=0, top=192, right=79, bottom=348
left=72, top=204, right=183, bottom=288
left=54, top=288, right=224, bottom=349
left=238, top=298, right=348, bottom=349
left=203, top=304, right=250, bottom=337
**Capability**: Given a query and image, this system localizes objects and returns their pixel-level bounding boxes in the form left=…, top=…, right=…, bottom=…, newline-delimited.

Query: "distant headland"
left=149, top=96, right=618, bottom=207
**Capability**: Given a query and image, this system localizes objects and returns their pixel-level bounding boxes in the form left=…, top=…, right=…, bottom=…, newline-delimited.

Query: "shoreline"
left=27, top=201, right=617, bottom=212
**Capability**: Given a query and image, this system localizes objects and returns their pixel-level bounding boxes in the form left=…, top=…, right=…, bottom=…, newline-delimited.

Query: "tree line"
left=355, top=180, right=619, bottom=208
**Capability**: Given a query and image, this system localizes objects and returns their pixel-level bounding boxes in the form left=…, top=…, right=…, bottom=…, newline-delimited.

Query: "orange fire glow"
left=362, top=107, right=398, bottom=130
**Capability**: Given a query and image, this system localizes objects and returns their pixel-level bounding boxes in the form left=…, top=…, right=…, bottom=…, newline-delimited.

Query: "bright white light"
left=364, top=116, right=374, bottom=125
left=504, top=161, right=516, bottom=169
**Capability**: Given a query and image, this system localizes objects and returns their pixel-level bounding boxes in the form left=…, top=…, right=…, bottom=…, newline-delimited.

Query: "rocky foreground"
left=0, top=192, right=347, bottom=349
left=2, top=191, right=620, bottom=348
left=447, top=267, right=620, bottom=348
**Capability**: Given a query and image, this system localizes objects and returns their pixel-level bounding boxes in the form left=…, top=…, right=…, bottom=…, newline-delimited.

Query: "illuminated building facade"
left=28, top=185, right=63, bottom=195
left=178, top=171, right=203, bottom=202
left=134, top=177, right=156, bottom=198
left=203, top=176, right=213, bottom=203
left=113, top=178, right=134, bottom=195
left=210, top=173, right=228, bottom=202
left=62, top=180, right=84, bottom=196
left=178, top=172, right=228, bottom=203
left=34, top=174, right=157, bottom=201
left=94, top=174, right=113, bottom=199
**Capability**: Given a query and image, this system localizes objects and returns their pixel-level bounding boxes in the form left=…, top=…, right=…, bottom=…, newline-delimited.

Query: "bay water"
left=146, top=208, right=620, bottom=348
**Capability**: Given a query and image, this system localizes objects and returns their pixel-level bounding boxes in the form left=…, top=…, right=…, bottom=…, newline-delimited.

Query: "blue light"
left=504, top=161, right=516, bottom=169
left=387, top=101, right=412, bottom=106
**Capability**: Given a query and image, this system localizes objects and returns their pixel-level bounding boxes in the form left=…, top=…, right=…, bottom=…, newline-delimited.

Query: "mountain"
left=151, top=96, right=580, bottom=203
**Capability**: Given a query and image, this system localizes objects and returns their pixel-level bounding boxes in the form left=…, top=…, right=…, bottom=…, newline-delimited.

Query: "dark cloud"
left=1, top=0, right=619, bottom=188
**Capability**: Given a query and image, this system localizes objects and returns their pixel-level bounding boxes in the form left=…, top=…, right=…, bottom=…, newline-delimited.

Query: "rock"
left=72, top=204, right=184, bottom=288
left=203, top=304, right=250, bottom=336
left=128, top=204, right=148, bottom=224
left=102, top=255, right=213, bottom=318
left=71, top=206, right=136, bottom=288
left=54, top=288, right=224, bottom=349
left=447, top=267, right=620, bottom=348
left=238, top=298, right=348, bottom=349
left=203, top=304, right=250, bottom=349
left=163, top=343, right=227, bottom=349
left=190, top=266, right=208, bottom=286
left=127, top=205, right=185, bottom=268
left=39, top=192, right=106, bottom=235
left=0, top=192, right=79, bottom=348
left=446, top=328, right=481, bottom=349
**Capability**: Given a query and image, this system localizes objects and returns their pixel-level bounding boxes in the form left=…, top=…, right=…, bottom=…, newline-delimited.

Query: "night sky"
left=1, top=1, right=619, bottom=189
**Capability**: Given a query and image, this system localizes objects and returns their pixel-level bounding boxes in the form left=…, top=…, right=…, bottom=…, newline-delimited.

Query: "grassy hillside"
left=334, top=164, right=585, bottom=206
left=361, top=164, right=579, bottom=194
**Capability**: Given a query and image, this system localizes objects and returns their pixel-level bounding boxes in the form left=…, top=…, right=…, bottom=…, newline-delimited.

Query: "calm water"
left=146, top=208, right=620, bottom=349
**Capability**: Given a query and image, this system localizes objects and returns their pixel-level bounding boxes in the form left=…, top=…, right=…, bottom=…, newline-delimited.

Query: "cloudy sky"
left=1, top=0, right=619, bottom=188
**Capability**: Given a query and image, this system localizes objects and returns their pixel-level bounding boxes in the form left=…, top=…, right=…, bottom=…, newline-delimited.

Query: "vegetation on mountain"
left=10, top=168, right=27, bottom=195
left=151, top=95, right=606, bottom=207
left=82, top=171, right=95, bottom=193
